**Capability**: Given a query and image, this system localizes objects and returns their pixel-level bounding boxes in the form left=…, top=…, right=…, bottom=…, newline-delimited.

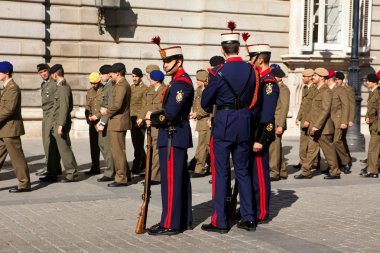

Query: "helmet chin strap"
left=252, top=53, right=260, bottom=65
left=163, top=58, right=179, bottom=76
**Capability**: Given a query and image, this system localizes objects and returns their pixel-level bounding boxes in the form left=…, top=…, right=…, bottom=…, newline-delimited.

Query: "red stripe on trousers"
left=256, top=152, right=267, bottom=220
left=164, top=146, right=174, bottom=228
left=210, top=135, right=218, bottom=227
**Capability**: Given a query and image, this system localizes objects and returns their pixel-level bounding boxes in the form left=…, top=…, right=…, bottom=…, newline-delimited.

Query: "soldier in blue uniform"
left=145, top=36, right=194, bottom=236
left=200, top=22, right=258, bottom=233
left=246, top=42, right=279, bottom=224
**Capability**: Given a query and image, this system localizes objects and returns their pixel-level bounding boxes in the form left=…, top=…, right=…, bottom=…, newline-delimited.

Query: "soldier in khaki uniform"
left=362, top=73, right=380, bottom=178
left=36, top=63, right=62, bottom=177
left=40, top=64, right=79, bottom=182
left=189, top=70, right=211, bottom=177
left=96, top=65, right=115, bottom=181
left=269, top=67, right=290, bottom=181
left=137, top=69, right=165, bottom=184
left=294, top=68, right=341, bottom=179
left=295, top=69, right=319, bottom=170
left=0, top=61, right=31, bottom=192
left=98, top=63, right=131, bottom=187
left=326, top=71, right=351, bottom=173
left=130, top=68, right=147, bottom=174
left=84, top=72, right=103, bottom=175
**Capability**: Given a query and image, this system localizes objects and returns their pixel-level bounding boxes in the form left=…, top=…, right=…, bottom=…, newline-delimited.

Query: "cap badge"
left=176, top=90, right=184, bottom=103
left=266, top=83, right=273, bottom=95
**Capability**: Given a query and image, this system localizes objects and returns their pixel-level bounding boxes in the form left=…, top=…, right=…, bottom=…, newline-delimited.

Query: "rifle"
left=135, top=126, right=153, bottom=234
left=228, top=178, right=239, bottom=224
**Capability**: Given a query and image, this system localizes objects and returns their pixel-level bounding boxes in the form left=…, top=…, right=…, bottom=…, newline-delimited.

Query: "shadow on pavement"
left=192, top=200, right=213, bottom=228
left=270, top=189, right=298, bottom=220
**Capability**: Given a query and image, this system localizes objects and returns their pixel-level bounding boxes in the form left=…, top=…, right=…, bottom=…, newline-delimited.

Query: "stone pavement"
left=0, top=135, right=379, bottom=253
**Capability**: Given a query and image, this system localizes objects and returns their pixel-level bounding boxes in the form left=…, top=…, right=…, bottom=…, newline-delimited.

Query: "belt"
left=216, top=104, right=248, bottom=111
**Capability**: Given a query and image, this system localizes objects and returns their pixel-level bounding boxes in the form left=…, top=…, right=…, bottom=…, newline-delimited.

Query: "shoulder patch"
left=207, top=64, right=224, bottom=77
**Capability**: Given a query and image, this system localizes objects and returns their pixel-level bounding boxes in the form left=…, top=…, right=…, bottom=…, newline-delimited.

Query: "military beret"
left=50, top=64, right=63, bottom=74
left=367, top=73, right=379, bottom=83
left=0, top=61, right=13, bottom=73
left=132, top=67, right=143, bottom=78
left=99, top=64, right=111, bottom=74
left=209, top=56, right=225, bottom=67
left=145, top=64, right=160, bottom=74
left=150, top=70, right=165, bottom=82
left=302, top=69, right=314, bottom=77
left=37, top=63, right=49, bottom=72
left=271, top=68, right=286, bottom=78
left=314, top=68, right=329, bottom=77
left=196, top=70, right=208, bottom=82
left=335, top=71, right=345, bottom=80
left=328, top=70, right=336, bottom=79
left=270, top=63, right=280, bottom=69
left=89, top=72, right=101, bottom=83
left=110, top=62, right=126, bottom=73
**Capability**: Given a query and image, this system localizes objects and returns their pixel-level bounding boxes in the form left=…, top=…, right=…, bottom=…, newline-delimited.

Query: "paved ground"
left=0, top=135, right=379, bottom=253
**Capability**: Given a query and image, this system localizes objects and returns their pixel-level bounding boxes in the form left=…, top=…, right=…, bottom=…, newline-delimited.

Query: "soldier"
left=189, top=70, right=211, bottom=178
left=137, top=69, right=165, bottom=185
left=201, top=23, right=257, bottom=233
left=97, top=63, right=131, bottom=187
left=246, top=42, right=279, bottom=224
left=294, top=68, right=341, bottom=180
left=145, top=36, right=194, bottom=235
left=39, top=64, right=79, bottom=183
left=130, top=68, right=147, bottom=174
left=362, top=73, right=380, bottom=178
left=0, top=61, right=31, bottom=192
left=269, top=67, right=290, bottom=181
left=145, top=64, right=160, bottom=81
left=96, top=65, right=115, bottom=181
left=36, top=63, right=62, bottom=177
left=84, top=72, right=103, bottom=175
left=326, top=70, right=351, bottom=173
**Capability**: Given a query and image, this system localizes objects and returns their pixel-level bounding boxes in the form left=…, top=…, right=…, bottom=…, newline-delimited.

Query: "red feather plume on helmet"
left=242, top=32, right=251, bottom=54
left=151, top=35, right=166, bottom=59
left=227, top=20, right=236, bottom=32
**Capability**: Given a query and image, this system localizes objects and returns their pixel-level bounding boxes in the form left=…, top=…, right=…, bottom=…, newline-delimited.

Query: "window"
left=302, top=0, right=372, bottom=53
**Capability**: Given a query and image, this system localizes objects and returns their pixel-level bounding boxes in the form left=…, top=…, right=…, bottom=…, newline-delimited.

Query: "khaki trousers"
left=299, top=128, right=319, bottom=167
left=131, top=117, right=146, bottom=170
left=42, top=118, right=62, bottom=173
left=98, top=125, right=114, bottom=178
left=150, top=127, right=160, bottom=182
left=269, top=133, right=287, bottom=178
left=194, top=129, right=211, bottom=174
left=367, top=131, right=380, bottom=174
left=333, top=128, right=351, bottom=165
left=109, top=131, right=130, bottom=183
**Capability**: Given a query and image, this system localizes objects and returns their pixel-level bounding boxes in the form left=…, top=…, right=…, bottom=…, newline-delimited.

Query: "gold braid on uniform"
left=249, top=65, right=260, bottom=110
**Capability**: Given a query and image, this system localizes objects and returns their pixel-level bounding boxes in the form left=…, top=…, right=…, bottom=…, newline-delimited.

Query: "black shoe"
left=60, top=178, right=76, bottom=183
left=270, top=176, right=280, bottom=181
left=201, top=223, right=228, bottom=234
left=85, top=169, right=101, bottom=175
left=141, top=180, right=161, bottom=186
left=148, top=226, right=179, bottom=236
left=39, top=176, right=58, bottom=182
left=257, top=219, right=270, bottom=225
left=9, top=187, right=31, bottom=193
left=294, top=174, right=312, bottom=179
left=191, top=172, right=207, bottom=178
left=340, top=164, right=351, bottom=174
left=360, top=158, right=368, bottom=163
left=293, top=163, right=301, bottom=169
left=139, top=170, right=146, bottom=176
left=361, top=172, right=379, bottom=178
left=35, top=170, right=48, bottom=176
left=324, top=174, right=341, bottom=179
left=236, top=220, right=256, bottom=231
left=280, top=175, right=288, bottom=180
left=311, top=165, right=321, bottom=171
left=131, top=166, right=142, bottom=175
left=107, top=181, right=129, bottom=187
left=97, top=176, right=113, bottom=182
left=320, top=169, right=330, bottom=175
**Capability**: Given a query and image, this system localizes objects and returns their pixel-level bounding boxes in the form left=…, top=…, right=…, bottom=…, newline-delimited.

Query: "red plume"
left=151, top=36, right=161, bottom=47
left=242, top=32, right=251, bottom=43
left=227, top=20, right=236, bottom=32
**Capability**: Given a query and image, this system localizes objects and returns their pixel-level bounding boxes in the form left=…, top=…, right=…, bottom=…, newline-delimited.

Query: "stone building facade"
left=0, top=0, right=378, bottom=137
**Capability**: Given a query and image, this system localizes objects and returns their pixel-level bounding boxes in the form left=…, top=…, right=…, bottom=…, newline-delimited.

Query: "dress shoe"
left=9, top=187, right=31, bottom=193
left=85, top=169, right=101, bottom=175
left=324, top=174, right=341, bottom=179
left=340, top=164, right=351, bottom=174
left=147, top=226, right=179, bottom=236
left=39, top=176, right=58, bottom=182
left=270, top=176, right=280, bottom=182
left=35, top=170, right=48, bottom=176
left=361, top=172, right=379, bottom=178
left=97, top=176, right=113, bottom=182
left=360, top=158, right=368, bottom=163
left=141, top=180, right=161, bottom=186
left=280, top=175, right=288, bottom=180
left=257, top=219, right=270, bottom=225
left=294, top=174, right=312, bottom=179
left=293, top=163, right=301, bottom=169
left=107, top=181, right=129, bottom=187
left=236, top=220, right=256, bottom=231
left=320, top=169, right=330, bottom=175
left=201, top=223, right=228, bottom=234
left=131, top=166, right=142, bottom=175
left=60, top=178, right=76, bottom=183
left=191, top=172, right=207, bottom=178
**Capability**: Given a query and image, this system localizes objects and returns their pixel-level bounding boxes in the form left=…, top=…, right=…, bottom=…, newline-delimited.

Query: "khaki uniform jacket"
left=85, top=84, right=103, bottom=120
left=297, top=84, right=316, bottom=125
left=309, top=84, right=334, bottom=135
left=330, top=85, right=350, bottom=128
left=344, top=85, right=356, bottom=123
left=107, top=77, right=131, bottom=132
left=275, top=81, right=290, bottom=130
left=193, top=87, right=210, bottom=131
left=41, top=78, right=58, bottom=118
left=100, top=80, right=113, bottom=125
left=52, top=79, right=73, bottom=127
left=0, top=79, right=25, bottom=138
left=130, top=81, right=147, bottom=117
left=366, top=86, right=380, bottom=133
left=138, top=84, right=165, bottom=120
